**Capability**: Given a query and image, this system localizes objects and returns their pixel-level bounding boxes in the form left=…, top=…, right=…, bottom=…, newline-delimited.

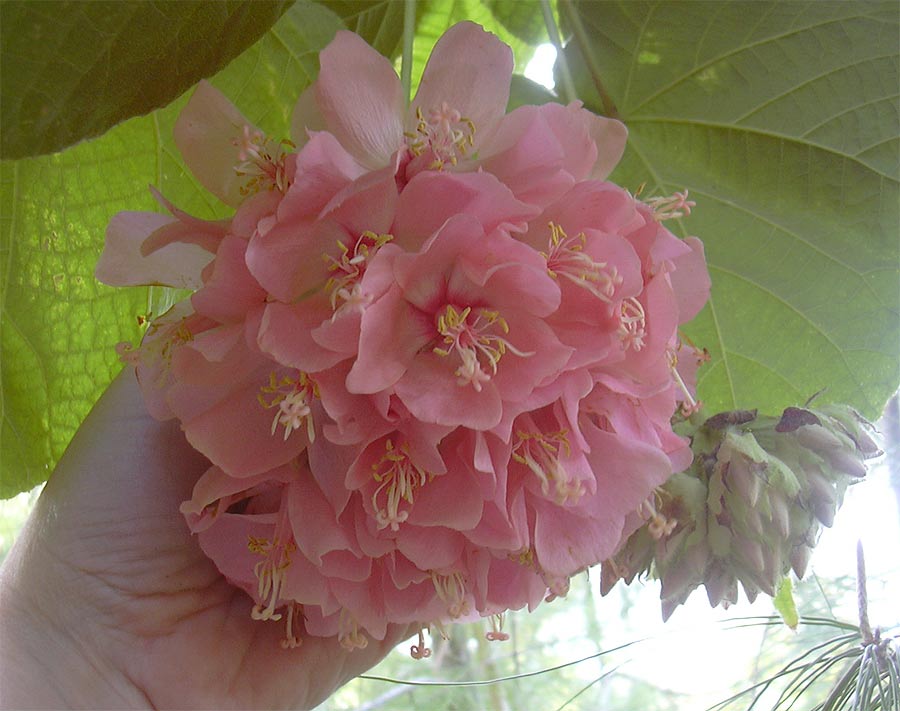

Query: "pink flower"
left=347, top=214, right=572, bottom=429
left=97, top=20, right=714, bottom=652
left=294, top=22, right=627, bottom=203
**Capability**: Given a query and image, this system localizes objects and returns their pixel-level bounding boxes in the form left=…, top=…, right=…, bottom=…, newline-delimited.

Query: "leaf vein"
left=708, top=264, right=871, bottom=410
left=729, top=52, right=898, bottom=124
left=687, top=185, right=890, bottom=310
left=627, top=12, right=877, bottom=114
left=626, top=117, right=899, bottom=180
left=800, top=93, right=900, bottom=138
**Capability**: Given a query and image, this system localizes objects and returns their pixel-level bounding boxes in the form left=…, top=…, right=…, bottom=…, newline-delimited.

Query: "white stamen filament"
left=371, top=440, right=430, bottom=531
left=338, top=610, right=369, bottom=651
left=281, top=602, right=303, bottom=649
left=485, top=613, right=510, bottom=642
left=667, top=348, right=702, bottom=416
left=248, top=533, right=295, bottom=622
left=410, top=627, right=432, bottom=659
left=434, top=305, right=533, bottom=391
left=639, top=494, right=677, bottom=540
left=617, top=297, right=646, bottom=351
left=645, top=189, right=696, bottom=221
left=512, top=428, right=584, bottom=505
left=232, top=124, right=294, bottom=195
left=543, top=223, right=623, bottom=303
left=259, top=371, right=317, bottom=442
left=431, top=571, right=470, bottom=618
left=324, top=231, right=393, bottom=317
left=406, top=103, right=476, bottom=169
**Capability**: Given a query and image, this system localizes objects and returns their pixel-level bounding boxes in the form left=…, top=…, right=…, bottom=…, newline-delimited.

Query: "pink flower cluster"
left=97, top=23, right=711, bottom=651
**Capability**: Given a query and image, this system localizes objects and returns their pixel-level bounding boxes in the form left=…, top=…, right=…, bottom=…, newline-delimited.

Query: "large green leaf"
left=485, top=0, right=549, bottom=46
left=565, top=0, right=899, bottom=419
left=508, top=73, right=558, bottom=110
left=321, top=0, right=406, bottom=58
left=0, top=0, right=293, bottom=160
left=0, top=1, right=345, bottom=498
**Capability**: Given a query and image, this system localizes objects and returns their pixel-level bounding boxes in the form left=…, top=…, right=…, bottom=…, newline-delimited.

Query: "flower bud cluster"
left=98, top=23, right=712, bottom=649
left=600, top=404, right=881, bottom=619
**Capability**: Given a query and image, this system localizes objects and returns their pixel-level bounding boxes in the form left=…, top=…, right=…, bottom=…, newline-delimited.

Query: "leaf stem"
left=560, top=0, right=620, bottom=118
left=540, top=0, right=575, bottom=104
left=401, top=0, right=416, bottom=103
left=857, top=540, right=873, bottom=644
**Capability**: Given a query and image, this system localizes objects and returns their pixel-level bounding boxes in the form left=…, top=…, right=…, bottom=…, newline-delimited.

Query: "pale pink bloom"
left=582, top=383, right=692, bottom=474
left=347, top=214, right=571, bottom=429
left=96, top=186, right=229, bottom=290
left=293, top=22, right=626, bottom=201
left=96, top=210, right=213, bottom=290
left=510, top=406, right=594, bottom=507
left=392, top=170, right=539, bottom=249
left=530, top=417, right=675, bottom=579
left=196, top=477, right=343, bottom=646
left=96, top=78, right=298, bottom=292
left=175, top=80, right=296, bottom=207
left=97, top=20, right=716, bottom=651
left=120, top=301, right=216, bottom=421
left=165, top=321, right=314, bottom=476
left=245, top=158, right=398, bottom=303
left=478, top=101, right=627, bottom=207
left=255, top=170, right=540, bottom=382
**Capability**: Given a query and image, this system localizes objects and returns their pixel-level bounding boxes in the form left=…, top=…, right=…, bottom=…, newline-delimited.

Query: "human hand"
left=0, top=370, right=411, bottom=710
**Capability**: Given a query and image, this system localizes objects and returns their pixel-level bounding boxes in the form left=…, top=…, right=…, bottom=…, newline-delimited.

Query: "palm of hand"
left=4, top=373, right=409, bottom=709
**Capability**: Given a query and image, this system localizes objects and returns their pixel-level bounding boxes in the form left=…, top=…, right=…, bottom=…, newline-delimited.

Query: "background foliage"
left=0, top=0, right=293, bottom=159
left=1, top=0, right=898, bottom=501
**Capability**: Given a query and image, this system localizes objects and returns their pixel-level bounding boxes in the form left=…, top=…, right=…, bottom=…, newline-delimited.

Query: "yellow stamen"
left=371, top=439, right=432, bottom=531
left=232, top=125, right=295, bottom=195
left=406, top=103, right=476, bottom=170
left=617, top=297, right=646, bottom=351
left=512, top=428, right=583, bottom=504
left=258, top=371, right=318, bottom=442
left=433, top=304, right=532, bottom=391
left=431, top=571, right=470, bottom=618
left=542, top=222, right=622, bottom=303
left=247, top=533, right=295, bottom=622
left=324, top=231, right=393, bottom=318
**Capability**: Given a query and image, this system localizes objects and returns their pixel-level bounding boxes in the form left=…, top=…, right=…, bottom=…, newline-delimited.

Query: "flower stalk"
left=401, top=0, right=416, bottom=103
left=540, top=0, right=575, bottom=104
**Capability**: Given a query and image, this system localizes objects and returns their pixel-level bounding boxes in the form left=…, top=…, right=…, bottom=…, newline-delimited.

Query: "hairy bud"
left=601, top=403, right=880, bottom=619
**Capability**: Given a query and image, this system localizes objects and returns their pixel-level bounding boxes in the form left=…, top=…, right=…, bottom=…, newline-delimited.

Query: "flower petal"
left=96, top=211, right=212, bottom=288
left=395, top=353, right=504, bottom=430
left=277, top=131, right=367, bottom=225
left=259, top=298, right=348, bottom=373
left=393, top=171, right=538, bottom=249
left=669, top=236, right=711, bottom=323
left=346, top=285, right=432, bottom=394
left=588, top=114, right=628, bottom=181
left=173, top=80, right=259, bottom=207
left=315, top=31, right=405, bottom=168
left=411, top=22, right=513, bottom=141
left=191, top=236, right=266, bottom=324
